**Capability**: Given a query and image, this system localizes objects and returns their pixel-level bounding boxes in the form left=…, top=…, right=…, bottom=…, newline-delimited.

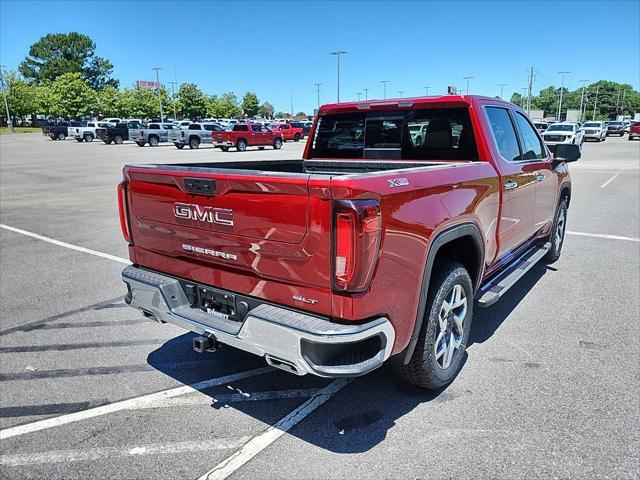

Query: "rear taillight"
left=332, top=199, right=381, bottom=292
left=117, top=181, right=132, bottom=244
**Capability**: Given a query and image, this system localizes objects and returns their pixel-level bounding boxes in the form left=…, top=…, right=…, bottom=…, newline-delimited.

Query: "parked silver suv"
left=581, top=122, right=607, bottom=142
left=168, top=122, right=225, bottom=149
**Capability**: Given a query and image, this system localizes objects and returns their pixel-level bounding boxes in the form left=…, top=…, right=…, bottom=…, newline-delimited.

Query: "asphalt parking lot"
left=0, top=133, right=638, bottom=479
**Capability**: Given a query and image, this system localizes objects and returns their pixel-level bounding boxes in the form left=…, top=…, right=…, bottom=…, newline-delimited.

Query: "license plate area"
left=184, top=284, right=238, bottom=322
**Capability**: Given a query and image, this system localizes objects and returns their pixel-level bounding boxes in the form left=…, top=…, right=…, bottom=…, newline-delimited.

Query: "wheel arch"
left=559, top=182, right=571, bottom=208
left=399, top=223, right=484, bottom=364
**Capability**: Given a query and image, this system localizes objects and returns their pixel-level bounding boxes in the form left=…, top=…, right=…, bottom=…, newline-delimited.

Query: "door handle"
left=535, top=174, right=545, bottom=182
left=504, top=180, right=518, bottom=191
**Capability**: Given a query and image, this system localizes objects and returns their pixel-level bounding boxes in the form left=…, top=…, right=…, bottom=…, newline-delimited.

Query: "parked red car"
left=628, top=121, right=640, bottom=140
left=119, top=95, right=579, bottom=389
left=270, top=123, right=304, bottom=142
left=212, top=123, right=283, bottom=151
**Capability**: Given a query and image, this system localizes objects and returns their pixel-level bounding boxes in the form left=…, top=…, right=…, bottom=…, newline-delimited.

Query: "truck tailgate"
left=123, top=165, right=333, bottom=308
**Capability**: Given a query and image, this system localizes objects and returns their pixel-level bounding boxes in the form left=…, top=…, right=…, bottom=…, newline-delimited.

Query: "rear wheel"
left=391, top=261, right=473, bottom=390
left=104, top=140, right=112, bottom=145
left=273, top=137, right=283, bottom=150
left=148, top=136, right=159, bottom=147
left=189, top=137, right=200, bottom=149
left=56, top=132, right=66, bottom=141
left=221, top=146, right=230, bottom=152
left=136, top=141, right=145, bottom=147
left=114, top=135, right=124, bottom=145
left=544, top=199, right=568, bottom=264
left=75, top=138, right=84, bottom=143
left=294, top=133, right=301, bottom=142
left=236, top=139, right=247, bottom=152
left=175, top=143, right=185, bottom=149
left=84, top=133, right=93, bottom=143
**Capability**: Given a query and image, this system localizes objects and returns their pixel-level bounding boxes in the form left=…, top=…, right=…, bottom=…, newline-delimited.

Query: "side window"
left=233, top=124, right=249, bottom=132
left=485, top=107, right=521, bottom=162
left=149, top=124, right=160, bottom=130
left=88, top=123, right=95, bottom=128
left=513, top=112, right=545, bottom=160
left=203, top=125, right=215, bottom=131
left=188, top=124, right=200, bottom=130
left=251, top=125, right=261, bottom=132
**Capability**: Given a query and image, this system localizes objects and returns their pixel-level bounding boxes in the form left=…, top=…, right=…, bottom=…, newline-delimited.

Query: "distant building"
left=260, top=101, right=274, bottom=119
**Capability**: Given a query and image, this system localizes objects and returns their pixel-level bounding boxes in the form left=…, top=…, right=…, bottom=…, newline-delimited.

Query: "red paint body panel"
left=271, top=124, right=304, bottom=141
left=212, top=126, right=282, bottom=147
left=121, top=95, right=570, bottom=356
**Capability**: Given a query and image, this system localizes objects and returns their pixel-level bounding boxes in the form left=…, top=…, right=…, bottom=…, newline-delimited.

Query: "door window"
left=513, top=112, right=546, bottom=160
left=485, top=107, right=521, bottom=161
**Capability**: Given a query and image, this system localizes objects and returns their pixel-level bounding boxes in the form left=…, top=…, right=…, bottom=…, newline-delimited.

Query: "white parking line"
left=140, top=388, right=319, bottom=409
left=0, top=437, right=251, bottom=466
left=566, top=231, right=640, bottom=242
left=0, top=224, right=130, bottom=264
left=199, top=378, right=352, bottom=480
left=600, top=162, right=633, bottom=188
left=0, top=367, right=272, bottom=440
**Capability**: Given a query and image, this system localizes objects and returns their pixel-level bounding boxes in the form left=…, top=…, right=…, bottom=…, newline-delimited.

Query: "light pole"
left=0, top=66, right=13, bottom=133
left=397, top=91, right=404, bottom=98
left=381, top=80, right=390, bottom=99
left=498, top=83, right=507, bottom=99
left=592, top=85, right=600, bottom=121
left=363, top=88, right=370, bottom=100
left=463, top=76, right=473, bottom=95
left=169, top=81, right=178, bottom=120
left=151, top=67, right=163, bottom=121
left=314, top=83, right=322, bottom=110
left=578, top=79, right=589, bottom=121
left=356, top=92, right=362, bottom=101
left=329, top=51, right=346, bottom=103
left=423, top=86, right=430, bottom=96
left=557, top=71, right=569, bottom=121
left=520, top=88, right=528, bottom=108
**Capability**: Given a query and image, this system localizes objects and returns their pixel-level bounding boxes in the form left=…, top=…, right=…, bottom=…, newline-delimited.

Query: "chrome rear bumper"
left=122, top=266, right=395, bottom=377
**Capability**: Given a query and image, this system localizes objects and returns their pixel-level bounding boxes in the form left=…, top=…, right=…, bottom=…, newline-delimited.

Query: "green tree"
left=241, top=92, right=260, bottom=117
left=3, top=72, right=39, bottom=119
left=208, top=92, right=241, bottom=118
left=48, top=72, right=96, bottom=118
left=176, top=83, right=208, bottom=120
left=19, top=32, right=117, bottom=90
left=95, top=85, right=125, bottom=117
left=296, top=111, right=307, bottom=118
left=120, top=85, right=171, bottom=119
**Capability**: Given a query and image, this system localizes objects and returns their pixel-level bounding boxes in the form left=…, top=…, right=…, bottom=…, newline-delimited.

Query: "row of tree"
left=3, top=71, right=271, bottom=121
left=510, top=80, right=639, bottom=121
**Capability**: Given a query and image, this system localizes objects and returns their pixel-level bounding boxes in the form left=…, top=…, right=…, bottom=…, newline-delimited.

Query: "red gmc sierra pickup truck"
left=119, top=95, right=579, bottom=389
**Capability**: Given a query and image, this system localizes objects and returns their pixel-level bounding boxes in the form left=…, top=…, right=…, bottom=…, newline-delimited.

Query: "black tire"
left=273, top=137, right=283, bottom=150
left=75, top=138, right=84, bottom=143
left=258, top=146, right=265, bottom=150
left=620, top=133, right=624, bottom=137
left=221, top=146, right=230, bottom=152
left=104, top=140, right=112, bottom=145
left=57, top=132, right=66, bottom=141
left=84, top=133, right=93, bottom=143
left=114, top=135, right=124, bottom=145
left=294, top=133, right=301, bottom=142
left=236, top=139, right=247, bottom=152
left=148, top=136, right=159, bottom=147
left=189, top=137, right=200, bottom=149
left=544, top=199, right=568, bottom=264
left=391, top=260, right=473, bottom=390
left=175, top=143, right=185, bottom=149
left=136, top=141, right=145, bottom=147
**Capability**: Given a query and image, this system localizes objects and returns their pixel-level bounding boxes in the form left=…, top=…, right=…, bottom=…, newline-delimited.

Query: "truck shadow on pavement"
left=146, top=265, right=549, bottom=453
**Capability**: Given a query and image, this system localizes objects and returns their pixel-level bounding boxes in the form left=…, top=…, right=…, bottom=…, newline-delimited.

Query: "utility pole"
left=329, top=51, right=346, bottom=103
left=526, top=67, right=535, bottom=114
left=592, top=85, right=600, bottom=121
left=577, top=79, right=589, bottom=121
left=615, top=88, right=622, bottom=112
left=290, top=91, right=294, bottom=116
left=169, top=81, right=178, bottom=120
left=498, top=83, right=507, bottom=100
left=381, top=80, right=390, bottom=99
left=463, top=76, right=473, bottom=95
left=520, top=88, right=528, bottom=108
left=557, top=71, right=569, bottom=121
left=151, top=67, right=163, bottom=121
left=314, top=83, right=322, bottom=109
left=356, top=92, right=362, bottom=101
left=621, top=90, right=626, bottom=114
left=363, top=88, right=370, bottom=100
left=423, top=86, right=430, bottom=96
left=0, top=66, right=13, bottom=133
left=397, top=91, right=404, bottom=98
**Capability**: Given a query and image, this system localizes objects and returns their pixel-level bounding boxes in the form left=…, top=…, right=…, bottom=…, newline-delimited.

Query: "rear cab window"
left=309, top=108, right=477, bottom=160
left=232, top=124, right=249, bottom=132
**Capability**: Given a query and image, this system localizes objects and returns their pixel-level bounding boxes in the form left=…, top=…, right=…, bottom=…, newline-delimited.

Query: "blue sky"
left=1, top=0, right=638, bottom=114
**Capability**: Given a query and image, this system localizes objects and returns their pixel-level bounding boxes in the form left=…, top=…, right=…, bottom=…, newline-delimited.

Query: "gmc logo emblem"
left=174, top=203, right=234, bottom=227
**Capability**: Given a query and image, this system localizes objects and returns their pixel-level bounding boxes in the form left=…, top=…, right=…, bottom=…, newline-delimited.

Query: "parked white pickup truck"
left=73, top=121, right=111, bottom=142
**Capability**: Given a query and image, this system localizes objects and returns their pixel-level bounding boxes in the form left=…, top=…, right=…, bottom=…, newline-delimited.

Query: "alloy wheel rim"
left=556, top=209, right=566, bottom=248
left=434, top=284, right=467, bottom=369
